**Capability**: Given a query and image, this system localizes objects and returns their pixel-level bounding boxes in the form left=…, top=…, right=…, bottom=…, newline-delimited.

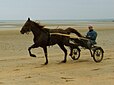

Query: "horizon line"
left=0, top=18, right=114, bottom=21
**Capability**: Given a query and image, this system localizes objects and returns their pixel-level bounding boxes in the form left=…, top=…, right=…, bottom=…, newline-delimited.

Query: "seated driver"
left=86, top=25, right=97, bottom=48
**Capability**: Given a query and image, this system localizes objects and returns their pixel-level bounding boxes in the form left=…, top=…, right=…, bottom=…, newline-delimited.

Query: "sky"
left=0, top=0, right=114, bottom=20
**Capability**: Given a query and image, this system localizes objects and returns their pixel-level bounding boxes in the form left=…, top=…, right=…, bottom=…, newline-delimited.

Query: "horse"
left=20, top=18, right=82, bottom=65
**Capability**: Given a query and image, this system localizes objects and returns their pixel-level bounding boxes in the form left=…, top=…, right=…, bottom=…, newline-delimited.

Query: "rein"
left=50, top=33, right=79, bottom=39
left=50, top=33, right=89, bottom=41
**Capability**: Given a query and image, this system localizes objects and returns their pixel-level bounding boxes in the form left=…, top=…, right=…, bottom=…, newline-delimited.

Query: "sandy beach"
left=0, top=22, right=114, bottom=85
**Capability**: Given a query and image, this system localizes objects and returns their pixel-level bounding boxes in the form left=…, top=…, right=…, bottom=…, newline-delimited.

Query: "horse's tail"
left=65, top=27, right=83, bottom=37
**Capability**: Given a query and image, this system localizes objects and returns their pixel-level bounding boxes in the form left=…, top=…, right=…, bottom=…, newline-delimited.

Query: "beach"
left=0, top=21, right=114, bottom=85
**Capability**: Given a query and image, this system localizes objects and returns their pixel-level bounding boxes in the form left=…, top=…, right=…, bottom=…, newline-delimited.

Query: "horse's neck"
left=31, top=27, right=49, bottom=38
left=31, top=28, right=41, bottom=37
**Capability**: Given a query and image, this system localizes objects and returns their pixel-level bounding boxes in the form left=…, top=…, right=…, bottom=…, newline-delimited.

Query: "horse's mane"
left=30, top=20, right=83, bottom=37
left=31, top=20, right=45, bottom=29
left=30, top=20, right=50, bottom=33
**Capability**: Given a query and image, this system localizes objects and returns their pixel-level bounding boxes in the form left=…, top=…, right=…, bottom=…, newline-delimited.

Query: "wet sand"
left=0, top=25, right=114, bottom=85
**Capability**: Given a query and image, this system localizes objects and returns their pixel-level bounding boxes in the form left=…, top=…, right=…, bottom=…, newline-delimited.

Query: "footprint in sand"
left=25, top=76, right=32, bottom=79
left=13, top=69, right=20, bottom=71
left=104, top=58, right=112, bottom=60
left=108, top=77, right=114, bottom=79
left=91, top=68, right=101, bottom=71
left=61, top=77, right=74, bottom=82
left=0, top=82, right=4, bottom=84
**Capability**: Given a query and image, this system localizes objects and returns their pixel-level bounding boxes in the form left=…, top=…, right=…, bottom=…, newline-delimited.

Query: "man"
left=86, top=25, right=97, bottom=48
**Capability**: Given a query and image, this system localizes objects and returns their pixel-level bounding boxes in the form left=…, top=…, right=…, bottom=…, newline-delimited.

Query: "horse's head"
left=20, top=18, right=45, bottom=35
left=20, top=18, right=32, bottom=34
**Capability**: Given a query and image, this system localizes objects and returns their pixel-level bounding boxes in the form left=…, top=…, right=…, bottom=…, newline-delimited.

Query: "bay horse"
left=20, top=18, right=82, bottom=65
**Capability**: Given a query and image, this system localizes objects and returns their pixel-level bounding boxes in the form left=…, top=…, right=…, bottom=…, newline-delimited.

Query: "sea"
left=0, top=19, right=114, bottom=30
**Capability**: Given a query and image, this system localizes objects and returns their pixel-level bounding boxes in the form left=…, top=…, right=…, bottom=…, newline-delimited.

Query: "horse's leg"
left=43, top=46, right=48, bottom=65
left=65, top=43, right=78, bottom=57
left=28, top=44, right=38, bottom=57
left=69, top=47, right=73, bottom=56
left=58, top=44, right=67, bottom=63
left=89, top=49, right=93, bottom=57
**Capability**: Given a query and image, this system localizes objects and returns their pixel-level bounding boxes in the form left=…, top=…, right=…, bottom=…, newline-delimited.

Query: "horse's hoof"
left=61, top=60, right=66, bottom=63
left=69, top=53, right=72, bottom=56
left=30, top=54, right=36, bottom=57
left=44, top=62, right=48, bottom=65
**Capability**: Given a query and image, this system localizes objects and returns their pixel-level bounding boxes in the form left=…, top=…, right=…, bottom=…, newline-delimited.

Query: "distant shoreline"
left=0, top=20, right=114, bottom=31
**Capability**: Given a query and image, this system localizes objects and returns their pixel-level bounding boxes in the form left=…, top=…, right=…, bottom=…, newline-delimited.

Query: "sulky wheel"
left=92, top=47, right=104, bottom=62
left=71, top=48, right=80, bottom=60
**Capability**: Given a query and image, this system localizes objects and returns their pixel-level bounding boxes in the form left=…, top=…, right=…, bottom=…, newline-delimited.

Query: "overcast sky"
left=0, top=0, right=114, bottom=20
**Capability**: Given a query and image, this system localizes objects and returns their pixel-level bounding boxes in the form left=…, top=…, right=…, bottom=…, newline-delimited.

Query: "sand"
left=0, top=25, right=114, bottom=85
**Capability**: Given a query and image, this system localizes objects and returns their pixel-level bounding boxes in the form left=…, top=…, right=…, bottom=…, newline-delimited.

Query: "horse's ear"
left=28, top=18, right=30, bottom=21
